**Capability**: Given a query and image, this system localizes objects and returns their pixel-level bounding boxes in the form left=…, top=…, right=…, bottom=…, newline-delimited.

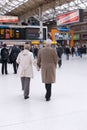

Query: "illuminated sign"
left=0, top=28, right=25, bottom=40
left=57, top=10, right=83, bottom=25
left=54, top=33, right=71, bottom=40
left=74, top=34, right=80, bottom=40
left=0, top=16, right=18, bottom=23
left=26, top=28, right=39, bottom=40
left=0, top=26, right=47, bottom=40
left=57, top=27, right=70, bottom=32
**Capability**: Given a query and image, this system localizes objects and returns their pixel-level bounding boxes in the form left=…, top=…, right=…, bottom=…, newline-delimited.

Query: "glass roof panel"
left=0, top=0, right=87, bottom=23
left=0, top=0, right=28, bottom=15
left=42, top=0, right=87, bottom=22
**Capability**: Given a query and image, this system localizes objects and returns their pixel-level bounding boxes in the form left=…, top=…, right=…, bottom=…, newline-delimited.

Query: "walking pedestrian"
left=9, top=45, right=20, bottom=74
left=16, top=43, right=34, bottom=99
left=37, top=39, right=58, bottom=101
left=1, top=44, right=9, bottom=75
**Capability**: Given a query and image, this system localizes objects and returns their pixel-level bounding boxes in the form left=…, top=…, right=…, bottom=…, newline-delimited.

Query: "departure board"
left=0, top=25, right=47, bottom=40
left=25, top=28, right=39, bottom=40
left=0, top=28, right=25, bottom=40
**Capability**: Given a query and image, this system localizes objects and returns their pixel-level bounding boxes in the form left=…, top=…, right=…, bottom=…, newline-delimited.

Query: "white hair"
left=45, top=39, right=52, bottom=45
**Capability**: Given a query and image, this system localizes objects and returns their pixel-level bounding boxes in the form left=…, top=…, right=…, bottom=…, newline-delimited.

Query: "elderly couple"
left=16, top=39, right=58, bottom=101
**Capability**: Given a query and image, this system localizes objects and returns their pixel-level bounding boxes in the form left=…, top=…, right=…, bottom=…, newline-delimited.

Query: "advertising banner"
left=57, top=10, right=83, bottom=25
left=0, top=16, right=18, bottom=23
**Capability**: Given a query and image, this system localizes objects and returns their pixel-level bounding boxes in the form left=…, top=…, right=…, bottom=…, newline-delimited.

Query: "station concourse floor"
left=0, top=54, right=87, bottom=130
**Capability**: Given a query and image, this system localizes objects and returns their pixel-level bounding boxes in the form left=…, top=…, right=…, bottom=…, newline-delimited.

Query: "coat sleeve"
left=53, top=49, right=58, bottom=68
left=16, top=53, right=21, bottom=64
left=37, top=49, right=41, bottom=68
left=30, top=52, right=34, bottom=65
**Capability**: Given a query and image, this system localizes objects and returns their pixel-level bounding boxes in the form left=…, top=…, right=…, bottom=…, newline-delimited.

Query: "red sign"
left=57, top=10, right=80, bottom=25
left=0, top=16, right=18, bottom=23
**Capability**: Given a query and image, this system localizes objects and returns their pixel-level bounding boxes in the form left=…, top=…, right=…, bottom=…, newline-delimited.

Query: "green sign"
left=74, top=34, right=80, bottom=40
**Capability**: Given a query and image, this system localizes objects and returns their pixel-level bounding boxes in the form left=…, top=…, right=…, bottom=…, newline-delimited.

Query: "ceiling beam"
left=5, top=0, right=74, bottom=21
left=19, top=0, right=74, bottom=21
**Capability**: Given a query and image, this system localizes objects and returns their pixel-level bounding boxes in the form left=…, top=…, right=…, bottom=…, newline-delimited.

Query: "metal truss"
left=0, top=0, right=87, bottom=23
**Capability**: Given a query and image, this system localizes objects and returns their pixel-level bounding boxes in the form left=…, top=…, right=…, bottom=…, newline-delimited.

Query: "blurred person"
left=16, top=43, right=34, bottom=99
left=33, top=45, right=39, bottom=59
left=83, top=45, right=86, bottom=54
left=77, top=45, right=83, bottom=58
left=65, top=45, right=71, bottom=60
left=71, top=46, right=75, bottom=57
left=56, top=45, right=63, bottom=68
left=1, top=44, right=9, bottom=74
left=74, top=46, right=78, bottom=56
left=9, top=45, right=20, bottom=74
left=37, top=39, right=58, bottom=101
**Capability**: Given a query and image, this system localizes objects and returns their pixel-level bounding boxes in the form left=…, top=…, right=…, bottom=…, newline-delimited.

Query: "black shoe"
left=46, top=98, right=50, bottom=101
left=14, top=72, right=17, bottom=74
left=24, top=96, right=29, bottom=99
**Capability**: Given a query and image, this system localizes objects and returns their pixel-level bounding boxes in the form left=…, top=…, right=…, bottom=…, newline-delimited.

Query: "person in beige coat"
left=16, top=43, right=34, bottom=99
left=37, top=39, right=58, bottom=101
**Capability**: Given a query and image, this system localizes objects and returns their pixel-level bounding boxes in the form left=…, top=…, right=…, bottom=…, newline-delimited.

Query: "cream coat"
left=37, top=47, right=58, bottom=83
left=16, top=49, right=34, bottom=78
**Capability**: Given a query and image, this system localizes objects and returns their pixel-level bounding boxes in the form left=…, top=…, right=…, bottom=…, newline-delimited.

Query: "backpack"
left=9, top=52, right=18, bottom=63
left=2, top=49, right=9, bottom=60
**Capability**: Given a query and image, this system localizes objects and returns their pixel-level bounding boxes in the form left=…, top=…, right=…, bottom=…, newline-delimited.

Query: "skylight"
left=0, top=0, right=87, bottom=23
left=0, top=0, right=28, bottom=15
left=42, top=0, right=87, bottom=22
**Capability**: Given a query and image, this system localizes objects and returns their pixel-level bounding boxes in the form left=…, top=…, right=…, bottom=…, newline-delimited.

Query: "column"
left=39, top=7, right=43, bottom=40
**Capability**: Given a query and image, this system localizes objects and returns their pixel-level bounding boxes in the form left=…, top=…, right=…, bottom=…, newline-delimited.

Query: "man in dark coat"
left=65, top=45, right=71, bottom=60
left=1, top=44, right=9, bottom=74
left=9, top=45, right=20, bottom=74
left=37, top=39, right=58, bottom=101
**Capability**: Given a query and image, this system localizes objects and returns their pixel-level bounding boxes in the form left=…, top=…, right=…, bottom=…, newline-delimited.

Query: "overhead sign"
left=74, top=34, right=80, bottom=40
left=0, top=16, right=18, bottom=23
left=54, top=33, right=71, bottom=40
left=57, top=10, right=83, bottom=26
left=57, top=27, right=70, bottom=32
left=0, top=25, right=47, bottom=40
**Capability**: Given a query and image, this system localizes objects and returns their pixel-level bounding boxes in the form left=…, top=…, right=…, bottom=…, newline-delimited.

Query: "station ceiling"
left=0, top=0, right=87, bottom=23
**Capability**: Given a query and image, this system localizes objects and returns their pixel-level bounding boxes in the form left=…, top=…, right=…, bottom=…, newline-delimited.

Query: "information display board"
left=54, top=32, right=71, bottom=40
left=0, top=25, right=47, bottom=41
left=0, top=27, right=25, bottom=40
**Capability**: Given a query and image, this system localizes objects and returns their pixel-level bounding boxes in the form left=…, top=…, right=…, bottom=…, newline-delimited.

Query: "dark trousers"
left=13, top=61, right=18, bottom=74
left=1, top=60, right=8, bottom=74
left=58, top=59, right=62, bottom=68
left=66, top=54, right=69, bottom=60
left=45, top=83, right=52, bottom=99
left=21, top=77, right=30, bottom=97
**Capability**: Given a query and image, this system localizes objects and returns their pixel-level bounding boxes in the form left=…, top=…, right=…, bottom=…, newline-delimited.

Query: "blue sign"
left=57, top=27, right=70, bottom=32
left=0, top=25, right=9, bottom=28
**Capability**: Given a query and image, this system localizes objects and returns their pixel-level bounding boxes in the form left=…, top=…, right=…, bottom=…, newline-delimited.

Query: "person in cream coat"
left=16, top=43, right=34, bottom=99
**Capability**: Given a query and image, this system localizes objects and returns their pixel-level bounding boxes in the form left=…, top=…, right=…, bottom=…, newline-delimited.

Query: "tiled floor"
left=0, top=54, right=87, bottom=130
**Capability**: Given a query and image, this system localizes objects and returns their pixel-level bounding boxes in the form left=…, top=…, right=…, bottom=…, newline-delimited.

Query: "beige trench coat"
left=37, top=47, right=58, bottom=83
left=16, top=49, right=34, bottom=78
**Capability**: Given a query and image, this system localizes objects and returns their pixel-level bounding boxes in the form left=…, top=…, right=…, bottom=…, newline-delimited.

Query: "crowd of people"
left=0, top=41, right=87, bottom=101
left=0, top=44, right=20, bottom=75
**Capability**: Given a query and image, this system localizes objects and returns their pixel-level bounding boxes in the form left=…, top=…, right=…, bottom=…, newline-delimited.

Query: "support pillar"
left=39, top=7, right=43, bottom=40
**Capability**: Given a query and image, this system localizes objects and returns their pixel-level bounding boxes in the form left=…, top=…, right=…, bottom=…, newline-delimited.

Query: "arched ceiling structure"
left=0, top=0, right=87, bottom=23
